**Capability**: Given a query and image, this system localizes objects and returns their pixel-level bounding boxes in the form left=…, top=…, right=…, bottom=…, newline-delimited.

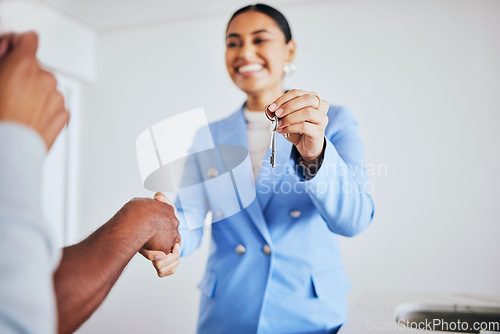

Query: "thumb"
left=11, top=31, right=38, bottom=56
left=173, top=243, right=181, bottom=256
left=153, top=192, right=167, bottom=203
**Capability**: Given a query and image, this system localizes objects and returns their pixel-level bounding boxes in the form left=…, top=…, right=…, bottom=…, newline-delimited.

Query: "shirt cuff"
left=290, top=138, right=326, bottom=181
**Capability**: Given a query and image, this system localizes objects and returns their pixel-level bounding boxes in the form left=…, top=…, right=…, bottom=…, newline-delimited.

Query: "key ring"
left=267, top=105, right=290, bottom=139
left=265, top=105, right=274, bottom=121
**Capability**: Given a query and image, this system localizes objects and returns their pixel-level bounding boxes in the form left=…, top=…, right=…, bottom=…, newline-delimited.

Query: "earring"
left=283, top=62, right=296, bottom=76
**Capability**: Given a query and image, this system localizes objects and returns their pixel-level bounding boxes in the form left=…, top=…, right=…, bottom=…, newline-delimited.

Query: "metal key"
left=269, top=116, right=278, bottom=168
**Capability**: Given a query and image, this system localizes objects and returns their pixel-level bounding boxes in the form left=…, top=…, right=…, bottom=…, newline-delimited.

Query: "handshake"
left=141, top=192, right=182, bottom=277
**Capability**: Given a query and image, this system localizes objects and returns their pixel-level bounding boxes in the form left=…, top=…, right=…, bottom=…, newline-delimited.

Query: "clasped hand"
left=140, top=192, right=181, bottom=277
left=266, top=89, right=329, bottom=164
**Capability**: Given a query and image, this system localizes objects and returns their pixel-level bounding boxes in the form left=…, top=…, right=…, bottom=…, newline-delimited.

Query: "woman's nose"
left=238, top=42, right=256, bottom=59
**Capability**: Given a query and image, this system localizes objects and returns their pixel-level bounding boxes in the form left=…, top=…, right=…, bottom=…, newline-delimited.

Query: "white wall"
left=77, top=0, right=500, bottom=332
left=0, top=0, right=96, bottom=246
left=0, top=0, right=96, bottom=82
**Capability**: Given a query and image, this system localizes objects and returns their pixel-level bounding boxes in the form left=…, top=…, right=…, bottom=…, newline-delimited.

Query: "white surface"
left=0, top=0, right=97, bottom=82
left=339, top=291, right=500, bottom=334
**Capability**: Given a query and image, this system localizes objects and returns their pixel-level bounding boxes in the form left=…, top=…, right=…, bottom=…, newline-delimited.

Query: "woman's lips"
left=237, top=63, right=264, bottom=74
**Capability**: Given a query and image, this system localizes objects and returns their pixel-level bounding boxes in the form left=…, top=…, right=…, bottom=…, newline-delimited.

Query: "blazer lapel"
left=255, top=132, right=293, bottom=213
left=214, top=106, right=272, bottom=244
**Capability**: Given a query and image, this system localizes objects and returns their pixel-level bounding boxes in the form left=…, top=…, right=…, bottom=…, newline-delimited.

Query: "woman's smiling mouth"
left=237, top=63, right=264, bottom=74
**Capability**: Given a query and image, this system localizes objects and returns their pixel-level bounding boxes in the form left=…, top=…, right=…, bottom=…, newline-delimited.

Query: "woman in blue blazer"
left=151, top=4, right=374, bottom=333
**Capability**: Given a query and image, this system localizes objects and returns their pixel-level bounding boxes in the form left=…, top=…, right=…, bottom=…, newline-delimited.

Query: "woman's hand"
left=141, top=243, right=181, bottom=278
left=139, top=192, right=181, bottom=277
left=267, top=89, right=329, bottom=164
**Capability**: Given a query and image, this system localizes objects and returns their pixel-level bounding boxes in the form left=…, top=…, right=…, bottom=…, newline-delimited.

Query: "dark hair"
left=227, top=3, right=292, bottom=43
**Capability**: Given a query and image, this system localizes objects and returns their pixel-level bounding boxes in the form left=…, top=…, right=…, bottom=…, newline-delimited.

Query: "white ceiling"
left=37, top=0, right=306, bottom=31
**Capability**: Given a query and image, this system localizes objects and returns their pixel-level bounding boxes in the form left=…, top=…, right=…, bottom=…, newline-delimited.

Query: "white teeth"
left=238, top=64, right=263, bottom=73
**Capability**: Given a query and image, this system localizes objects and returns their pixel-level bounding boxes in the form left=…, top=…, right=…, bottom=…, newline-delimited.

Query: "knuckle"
left=42, top=71, right=57, bottom=88
left=54, top=92, right=65, bottom=107
left=16, top=54, right=36, bottom=71
left=166, top=204, right=175, bottom=214
left=25, top=31, right=39, bottom=44
left=300, top=123, right=307, bottom=132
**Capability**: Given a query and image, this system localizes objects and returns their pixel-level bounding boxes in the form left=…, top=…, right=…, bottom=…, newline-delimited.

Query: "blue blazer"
left=177, top=105, right=374, bottom=334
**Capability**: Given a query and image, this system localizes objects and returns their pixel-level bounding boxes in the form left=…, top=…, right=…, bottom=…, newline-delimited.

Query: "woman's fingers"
left=153, top=244, right=180, bottom=267
left=152, top=243, right=181, bottom=277
left=171, top=243, right=181, bottom=257
left=267, top=89, right=323, bottom=118
left=266, top=89, right=329, bottom=163
left=157, top=258, right=180, bottom=277
left=276, top=94, right=322, bottom=118
left=278, top=122, right=316, bottom=138
left=277, top=106, right=327, bottom=130
left=140, top=249, right=167, bottom=261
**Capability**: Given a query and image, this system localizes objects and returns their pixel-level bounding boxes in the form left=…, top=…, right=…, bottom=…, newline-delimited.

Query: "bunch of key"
left=270, top=115, right=278, bottom=168
left=265, top=105, right=278, bottom=168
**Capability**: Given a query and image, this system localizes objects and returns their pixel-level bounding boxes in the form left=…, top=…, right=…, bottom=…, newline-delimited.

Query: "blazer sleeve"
left=290, top=106, right=374, bottom=237
left=175, top=141, right=210, bottom=257
left=177, top=202, right=206, bottom=257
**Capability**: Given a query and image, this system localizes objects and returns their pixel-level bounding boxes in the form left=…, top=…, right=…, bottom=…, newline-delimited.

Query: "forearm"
left=53, top=206, right=154, bottom=334
left=296, top=138, right=374, bottom=237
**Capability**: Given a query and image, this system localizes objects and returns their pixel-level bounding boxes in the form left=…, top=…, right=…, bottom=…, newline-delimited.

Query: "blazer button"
left=289, top=210, right=301, bottom=218
left=207, top=167, right=219, bottom=178
left=235, top=244, right=246, bottom=255
left=262, top=244, right=271, bottom=256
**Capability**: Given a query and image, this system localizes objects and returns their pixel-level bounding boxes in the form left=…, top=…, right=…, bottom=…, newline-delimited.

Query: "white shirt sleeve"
left=0, top=122, right=59, bottom=334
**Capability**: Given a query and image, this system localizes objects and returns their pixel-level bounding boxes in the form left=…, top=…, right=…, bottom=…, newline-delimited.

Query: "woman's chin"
left=234, top=80, right=270, bottom=96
